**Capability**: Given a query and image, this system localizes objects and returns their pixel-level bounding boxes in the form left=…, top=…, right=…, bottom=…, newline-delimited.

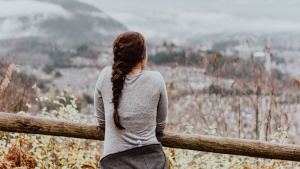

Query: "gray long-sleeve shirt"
left=94, top=66, right=168, bottom=158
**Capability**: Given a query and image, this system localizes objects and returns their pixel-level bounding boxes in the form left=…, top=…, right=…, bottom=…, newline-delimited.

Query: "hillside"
left=0, top=0, right=127, bottom=46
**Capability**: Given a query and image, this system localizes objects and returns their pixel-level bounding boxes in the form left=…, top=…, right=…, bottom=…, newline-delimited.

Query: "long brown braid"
left=111, top=32, right=146, bottom=129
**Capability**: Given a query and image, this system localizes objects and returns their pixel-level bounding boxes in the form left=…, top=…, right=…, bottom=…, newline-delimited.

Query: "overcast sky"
left=75, top=0, right=300, bottom=44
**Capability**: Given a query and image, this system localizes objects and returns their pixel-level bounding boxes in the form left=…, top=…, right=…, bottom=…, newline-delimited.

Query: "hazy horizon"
left=0, top=0, right=299, bottom=45
left=76, top=0, right=300, bottom=44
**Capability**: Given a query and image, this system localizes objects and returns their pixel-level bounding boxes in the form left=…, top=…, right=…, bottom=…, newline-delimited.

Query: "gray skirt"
left=99, top=144, right=169, bottom=169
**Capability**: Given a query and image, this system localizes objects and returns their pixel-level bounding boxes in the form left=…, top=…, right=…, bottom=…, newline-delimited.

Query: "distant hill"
left=0, top=0, right=128, bottom=46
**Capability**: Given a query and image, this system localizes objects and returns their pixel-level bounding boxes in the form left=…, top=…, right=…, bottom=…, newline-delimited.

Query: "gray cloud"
left=0, top=0, right=72, bottom=18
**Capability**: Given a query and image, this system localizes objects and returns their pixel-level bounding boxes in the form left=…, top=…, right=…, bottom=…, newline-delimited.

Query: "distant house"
left=253, top=51, right=276, bottom=73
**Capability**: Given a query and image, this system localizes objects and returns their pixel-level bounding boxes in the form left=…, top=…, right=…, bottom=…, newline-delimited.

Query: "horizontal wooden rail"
left=1, top=112, right=300, bottom=161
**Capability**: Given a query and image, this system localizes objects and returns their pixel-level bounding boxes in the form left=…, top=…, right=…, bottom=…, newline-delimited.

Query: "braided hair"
left=111, top=32, right=146, bottom=129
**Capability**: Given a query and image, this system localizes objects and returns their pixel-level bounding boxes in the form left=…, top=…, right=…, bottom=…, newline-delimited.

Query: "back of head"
left=111, top=31, right=146, bottom=130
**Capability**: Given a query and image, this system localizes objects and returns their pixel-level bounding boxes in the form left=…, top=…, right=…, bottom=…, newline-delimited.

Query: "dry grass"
left=0, top=60, right=35, bottom=113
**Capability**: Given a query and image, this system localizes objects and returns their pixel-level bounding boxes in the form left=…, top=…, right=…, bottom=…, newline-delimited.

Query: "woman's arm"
left=156, top=74, right=168, bottom=134
left=94, top=87, right=105, bottom=129
left=94, top=67, right=109, bottom=129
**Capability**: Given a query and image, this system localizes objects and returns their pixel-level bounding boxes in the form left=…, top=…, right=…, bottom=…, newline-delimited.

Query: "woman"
left=94, top=31, right=169, bottom=169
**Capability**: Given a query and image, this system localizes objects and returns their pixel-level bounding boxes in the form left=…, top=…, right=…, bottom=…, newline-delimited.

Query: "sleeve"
left=156, top=73, right=168, bottom=133
left=94, top=67, right=109, bottom=129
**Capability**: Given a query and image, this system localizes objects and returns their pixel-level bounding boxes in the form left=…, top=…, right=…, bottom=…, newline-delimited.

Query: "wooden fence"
left=0, top=112, right=300, bottom=161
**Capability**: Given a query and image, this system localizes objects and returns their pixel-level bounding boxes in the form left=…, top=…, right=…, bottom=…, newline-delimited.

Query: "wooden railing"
left=0, top=112, right=300, bottom=161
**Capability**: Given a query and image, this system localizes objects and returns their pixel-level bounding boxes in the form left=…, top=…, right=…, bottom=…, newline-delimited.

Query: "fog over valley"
left=77, top=0, right=300, bottom=44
